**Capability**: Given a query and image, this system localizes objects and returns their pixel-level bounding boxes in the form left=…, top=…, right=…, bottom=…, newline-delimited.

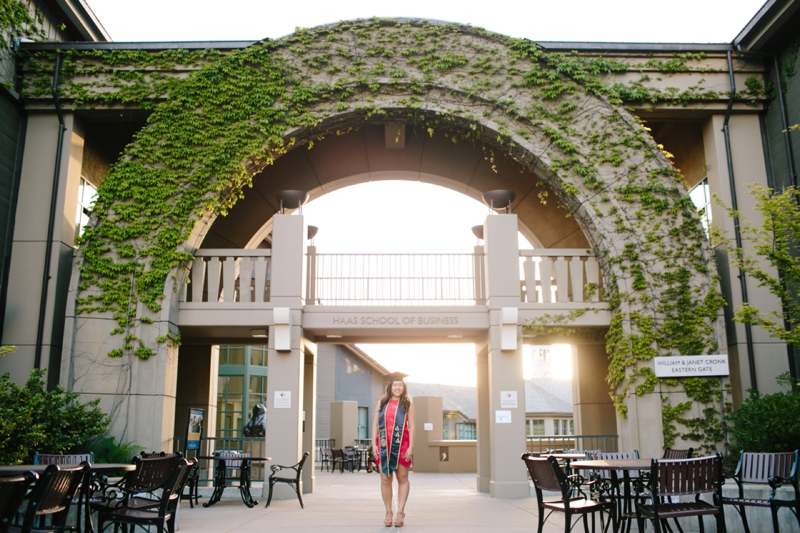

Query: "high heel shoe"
left=394, top=512, right=405, bottom=527
left=384, top=511, right=393, bottom=527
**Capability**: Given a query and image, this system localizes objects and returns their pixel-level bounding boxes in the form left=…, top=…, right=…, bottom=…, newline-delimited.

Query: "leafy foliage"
left=726, top=374, right=800, bottom=453
left=714, top=185, right=800, bottom=347
left=0, top=369, right=110, bottom=464
left=87, top=436, right=144, bottom=464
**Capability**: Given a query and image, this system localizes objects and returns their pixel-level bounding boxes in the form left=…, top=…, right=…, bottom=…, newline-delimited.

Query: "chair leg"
left=697, top=515, right=704, bottom=533
left=295, top=482, right=305, bottom=509
left=265, top=479, right=275, bottom=508
left=771, top=504, right=781, bottom=533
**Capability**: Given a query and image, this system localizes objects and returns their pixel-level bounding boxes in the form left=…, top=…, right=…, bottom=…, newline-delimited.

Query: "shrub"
left=726, top=373, right=800, bottom=455
left=0, top=369, right=110, bottom=464
left=87, top=436, right=143, bottom=464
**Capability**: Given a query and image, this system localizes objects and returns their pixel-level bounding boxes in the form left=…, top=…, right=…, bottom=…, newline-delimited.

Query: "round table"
left=198, top=455, right=271, bottom=508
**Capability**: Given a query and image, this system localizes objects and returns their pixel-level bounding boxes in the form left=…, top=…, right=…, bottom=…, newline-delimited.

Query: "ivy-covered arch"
left=50, top=19, right=725, bottom=450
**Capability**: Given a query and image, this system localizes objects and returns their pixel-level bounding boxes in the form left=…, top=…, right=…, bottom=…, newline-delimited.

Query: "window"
left=75, top=177, right=97, bottom=241
left=528, top=419, right=545, bottom=436
left=216, top=345, right=268, bottom=438
left=443, top=417, right=449, bottom=439
left=553, top=419, right=574, bottom=436
left=689, top=178, right=712, bottom=237
left=457, top=423, right=476, bottom=440
left=358, top=407, right=368, bottom=440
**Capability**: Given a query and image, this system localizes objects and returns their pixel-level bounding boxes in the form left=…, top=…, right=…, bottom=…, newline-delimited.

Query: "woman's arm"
left=405, top=401, right=416, bottom=461
left=371, top=399, right=381, bottom=444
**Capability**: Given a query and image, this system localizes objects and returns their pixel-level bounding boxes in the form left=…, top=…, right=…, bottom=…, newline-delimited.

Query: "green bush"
left=0, top=369, right=110, bottom=464
left=87, top=436, right=143, bottom=464
left=726, top=373, right=800, bottom=455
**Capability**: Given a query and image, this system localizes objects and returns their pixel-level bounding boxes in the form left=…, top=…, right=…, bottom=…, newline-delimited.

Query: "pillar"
left=1, top=113, right=84, bottom=386
left=411, top=396, right=443, bottom=473
left=263, top=213, right=307, bottom=499
left=482, top=214, right=528, bottom=498
left=571, top=341, right=616, bottom=444
left=302, top=347, right=316, bottom=493
left=330, top=401, right=358, bottom=450
left=475, top=338, right=491, bottom=493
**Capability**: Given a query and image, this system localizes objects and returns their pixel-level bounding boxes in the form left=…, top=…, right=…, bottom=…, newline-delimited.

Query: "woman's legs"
left=395, top=465, right=410, bottom=515
left=380, top=471, right=394, bottom=514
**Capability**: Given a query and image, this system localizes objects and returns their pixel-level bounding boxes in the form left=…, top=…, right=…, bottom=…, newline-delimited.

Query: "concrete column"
left=482, top=214, right=528, bottom=498
left=572, top=341, right=616, bottom=441
left=174, top=344, right=219, bottom=448
left=475, top=337, right=491, bottom=493
left=703, top=114, right=789, bottom=398
left=2, top=113, right=84, bottom=386
left=263, top=213, right=306, bottom=499
left=302, top=348, right=316, bottom=493
left=330, top=401, right=358, bottom=450
left=412, top=396, right=443, bottom=473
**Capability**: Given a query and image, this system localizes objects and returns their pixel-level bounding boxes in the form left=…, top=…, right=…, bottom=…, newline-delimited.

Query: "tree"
left=714, top=185, right=800, bottom=348
left=0, top=369, right=110, bottom=464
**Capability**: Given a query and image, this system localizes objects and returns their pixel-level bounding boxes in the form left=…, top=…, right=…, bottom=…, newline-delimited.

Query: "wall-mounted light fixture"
left=251, top=329, right=267, bottom=338
left=482, top=190, right=516, bottom=213
left=500, top=307, right=518, bottom=351
left=471, top=225, right=484, bottom=240
left=326, top=333, right=342, bottom=339
left=307, top=225, right=319, bottom=240
left=273, top=307, right=292, bottom=351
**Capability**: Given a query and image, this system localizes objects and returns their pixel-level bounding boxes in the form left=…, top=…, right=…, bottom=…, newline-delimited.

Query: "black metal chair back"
left=265, top=452, right=310, bottom=509
left=32, top=454, right=92, bottom=466
left=97, top=458, right=193, bottom=533
left=636, top=454, right=724, bottom=533
left=0, top=473, right=37, bottom=533
left=662, top=448, right=694, bottom=459
left=12, top=464, right=85, bottom=533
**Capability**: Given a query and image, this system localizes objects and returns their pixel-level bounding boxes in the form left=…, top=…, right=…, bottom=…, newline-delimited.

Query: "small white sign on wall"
left=500, top=391, right=518, bottom=409
left=274, top=391, right=291, bottom=408
left=424, top=423, right=433, bottom=431
left=495, top=410, right=511, bottom=423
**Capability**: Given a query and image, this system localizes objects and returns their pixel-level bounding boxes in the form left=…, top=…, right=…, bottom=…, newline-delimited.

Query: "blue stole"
left=378, top=399, right=407, bottom=476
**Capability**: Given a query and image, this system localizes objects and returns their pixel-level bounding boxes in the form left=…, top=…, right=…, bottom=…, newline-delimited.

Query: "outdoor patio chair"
left=97, top=458, right=194, bottom=533
left=0, top=472, right=37, bottom=533
left=635, top=453, right=725, bottom=533
left=722, top=450, right=799, bottom=533
left=8, top=464, right=86, bottom=533
left=32, top=454, right=93, bottom=466
left=320, top=449, right=333, bottom=472
left=521, top=452, right=615, bottom=533
left=91, top=453, right=183, bottom=514
left=330, top=449, right=352, bottom=473
left=264, top=452, right=310, bottom=509
left=663, top=448, right=694, bottom=459
left=590, top=450, right=643, bottom=533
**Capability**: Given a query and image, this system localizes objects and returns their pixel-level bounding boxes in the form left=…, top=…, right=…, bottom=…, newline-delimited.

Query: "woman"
left=372, top=373, right=416, bottom=527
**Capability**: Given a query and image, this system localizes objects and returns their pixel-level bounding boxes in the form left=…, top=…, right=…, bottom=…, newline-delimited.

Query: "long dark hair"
left=379, top=380, right=411, bottom=413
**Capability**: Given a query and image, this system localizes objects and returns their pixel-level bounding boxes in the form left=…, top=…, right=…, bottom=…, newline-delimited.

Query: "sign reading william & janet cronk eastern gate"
left=653, top=355, right=729, bottom=377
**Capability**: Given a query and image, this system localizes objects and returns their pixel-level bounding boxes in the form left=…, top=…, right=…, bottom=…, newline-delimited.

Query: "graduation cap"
left=384, top=372, right=408, bottom=382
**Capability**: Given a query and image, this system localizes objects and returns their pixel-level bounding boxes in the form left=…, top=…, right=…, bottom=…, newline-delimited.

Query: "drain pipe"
left=34, top=53, right=66, bottom=370
left=723, top=50, right=758, bottom=393
left=773, top=55, right=798, bottom=190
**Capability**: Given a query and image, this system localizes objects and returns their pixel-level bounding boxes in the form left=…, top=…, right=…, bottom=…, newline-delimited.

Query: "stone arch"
left=66, top=18, right=724, bottom=452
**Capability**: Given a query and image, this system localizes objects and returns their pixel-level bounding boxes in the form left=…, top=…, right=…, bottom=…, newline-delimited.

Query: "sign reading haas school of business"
left=653, top=355, right=729, bottom=378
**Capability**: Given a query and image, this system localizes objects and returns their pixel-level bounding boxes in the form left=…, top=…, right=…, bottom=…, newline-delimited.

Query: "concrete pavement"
left=180, top=469, right=573, bottom=533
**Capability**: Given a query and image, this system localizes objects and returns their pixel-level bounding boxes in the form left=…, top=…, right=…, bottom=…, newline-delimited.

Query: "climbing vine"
left=13, top=18, right=756, bottom=451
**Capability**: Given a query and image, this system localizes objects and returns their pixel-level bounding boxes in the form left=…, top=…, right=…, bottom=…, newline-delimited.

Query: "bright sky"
left=83, top=0, right=766, bottom=386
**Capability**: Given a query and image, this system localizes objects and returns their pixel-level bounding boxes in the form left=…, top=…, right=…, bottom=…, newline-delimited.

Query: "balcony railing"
left=519, top=249, right=601, bottom=304
left=307, top=253, right=485, bottom=306
left=181, top=249, right=271, bottom=304
left=525, top=434, right=619, bottom=455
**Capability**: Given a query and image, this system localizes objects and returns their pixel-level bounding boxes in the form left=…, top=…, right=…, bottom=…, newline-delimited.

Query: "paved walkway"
left=180, top=469, right=572, bottom=533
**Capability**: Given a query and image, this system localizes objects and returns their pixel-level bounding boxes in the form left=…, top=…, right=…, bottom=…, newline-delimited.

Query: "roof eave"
left=733, top=0, right=800, bottom=52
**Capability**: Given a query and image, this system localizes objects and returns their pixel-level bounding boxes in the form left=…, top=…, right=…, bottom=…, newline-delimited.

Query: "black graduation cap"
left=384, top=371, right=408, bottom=382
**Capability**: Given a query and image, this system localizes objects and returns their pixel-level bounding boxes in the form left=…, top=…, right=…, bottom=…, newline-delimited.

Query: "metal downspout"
left=723, top=50, right=758, bottom=393
left=34, top=54, right=66, bottom=370
left=772, top=55, right=799, bottom=381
